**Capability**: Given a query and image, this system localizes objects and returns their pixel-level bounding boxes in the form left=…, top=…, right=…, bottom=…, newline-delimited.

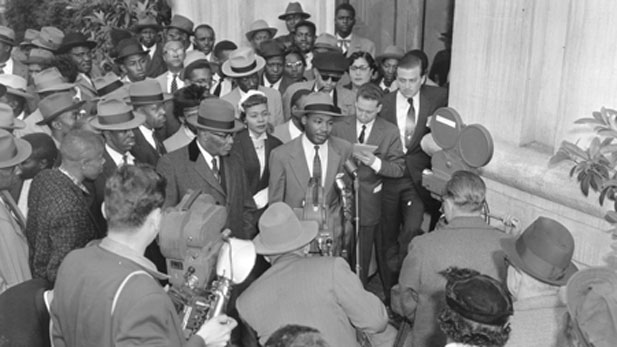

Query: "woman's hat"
left=221, top=47, right=266, bottom=78
left=0, top=103, right=25, bottom=130
left=278, top=2, right=311, bottom=20
left=0, top=129, right=31, bottom=168
left=90, top=98, right=145, bottom=131
left=501, top=216, right=578, bottom=286
left=127, top=79, right=173, bottom=105
left=186, top=98, right=244, bottom=133
left=245, top=20, right=277, bottom=42
left=253, top=202, right=318, bottom=255
left=297, top=92, right=344, bottom=117
left=36, top=92, right=86, bottom=126
left=57, top=32, right=97, bottom=54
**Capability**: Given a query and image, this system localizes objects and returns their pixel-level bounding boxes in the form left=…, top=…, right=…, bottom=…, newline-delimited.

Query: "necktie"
left=0, top=63, right=6, bottom=74
left=358, top=124, right=366, bottom=144
left=339, top=39, right=350, bottom=54
left=405, top=98, right=416, bottom=148
left=171, top=73, right=178, bottom=93
left=211, top=157, right=220, bottom=183
left=122, top=153, right=128, bottom=165
left=384, top=88, right=390, bottom=94
left=312, top=145, right=322, bottom=185
left=213, top=77, right=224, bottom=96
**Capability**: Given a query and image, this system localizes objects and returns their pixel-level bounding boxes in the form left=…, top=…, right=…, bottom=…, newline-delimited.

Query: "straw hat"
left=186, top=98, right=243, bottom=133
left=31, top=26, right=64, bottom=52
left=253, top=202, right=318, bottom=255
left=93, top=73, right=127, bottom=99
left=90, top=98, right=145, bottom=131
left=0, top=129, right=31, bottom=168
left=221, top=47, right=265, bottom=78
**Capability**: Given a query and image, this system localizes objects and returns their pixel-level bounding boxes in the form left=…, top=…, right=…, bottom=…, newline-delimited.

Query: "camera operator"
left=50, top=164, right=236, bottom=347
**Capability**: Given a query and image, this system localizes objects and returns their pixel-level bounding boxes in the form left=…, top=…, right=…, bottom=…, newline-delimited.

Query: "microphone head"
left=344, top=159, right=358, bottom=175
left=335, top=173, right=346, bottom=190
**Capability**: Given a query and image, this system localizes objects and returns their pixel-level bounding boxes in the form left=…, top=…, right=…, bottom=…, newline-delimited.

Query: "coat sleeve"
left=268, top=149, right=286, bottom=203
left=332, top=257, right=388, bottom=335
left=240, top=168, right=258, bottom=240
left=45, top=211, right=93, bottom=283
left=156, top=155, right=179, bottom=208
left=376, top=129, right=405, bottom=178
left=391, top=237, right=424, bottom=321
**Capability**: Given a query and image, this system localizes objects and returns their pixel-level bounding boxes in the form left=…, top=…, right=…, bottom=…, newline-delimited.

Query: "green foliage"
left=5, top=0, right=45, bottom=40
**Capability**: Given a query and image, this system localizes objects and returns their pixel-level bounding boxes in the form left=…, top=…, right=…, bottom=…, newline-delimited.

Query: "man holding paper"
left=331, top=83, right=405, bottom=286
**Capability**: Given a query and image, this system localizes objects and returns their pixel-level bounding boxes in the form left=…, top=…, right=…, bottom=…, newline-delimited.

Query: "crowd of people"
left=0, top=1, right=615, bottom=347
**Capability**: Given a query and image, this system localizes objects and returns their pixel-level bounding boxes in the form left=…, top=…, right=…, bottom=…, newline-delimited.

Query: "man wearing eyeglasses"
left=282, top=51, right=356, bottom=122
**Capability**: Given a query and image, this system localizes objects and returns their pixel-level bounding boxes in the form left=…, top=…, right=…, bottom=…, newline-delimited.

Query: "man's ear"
left=301, top=114, right=308, bottom=126
left=50, top=119, right=62, bottom=131
left=375, top=104, right=383, bottom=114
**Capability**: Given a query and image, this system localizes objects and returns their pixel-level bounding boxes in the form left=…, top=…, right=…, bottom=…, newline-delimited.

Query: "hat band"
left=98, top=112, right=135, bottom=125
left=304, top=104, right=340, bottom=113
left=445, top=297, right=510, bottom=326
left=515, top=237, right=568, bottom=282
left=197, top=116, right=235, bottom=129
left=0, top=34, right=13, bottom=44
left=231, top=61, right=257, bottom=74
left=97, top=80, right=124, bottom=96
left=130, top=94, right=165, bottom=104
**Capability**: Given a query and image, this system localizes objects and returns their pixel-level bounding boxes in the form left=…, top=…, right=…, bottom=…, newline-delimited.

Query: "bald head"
left=60, top=130, right=104, bottom=163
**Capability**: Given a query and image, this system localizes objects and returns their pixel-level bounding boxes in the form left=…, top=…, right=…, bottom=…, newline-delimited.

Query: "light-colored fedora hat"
left=297, top=92, right=345, bottom=117
left=20, top=28, right=40, bottom=48
left=90, top=98, right=145, bottom=131
left=0, top=75, right=34, bottom=100
left=278, top=2, right=311, bottom=20
left=37, top=92, right=86, bottom=126
left=24, top=48, right=55, bottom=65
left=166, top=14, right=194, bottom=35
left=501, top=216, right=578, bottom=286
left=0, top=26, right=15, bottom=46
left=33, top=67, right=75, bottom=94
left=0, top=103, right=25, bottom=130
left=221, top=47, right=266, bottom=78
left=376, top=45, right=405, bottom=62
left=31, top=26, right=64, bottom=52
left=0, top=129, right=31, bottom=168
left=313, top=33, right=341, bottom=53
left=127, top=79, right=172, bottom=105
left=186, top=98, right=244, bottom=133
left=93, top=73, right=127, bottom=99
left=253, top=202, right=318, bottom=255
left=245, top=20, right=277, bottom=42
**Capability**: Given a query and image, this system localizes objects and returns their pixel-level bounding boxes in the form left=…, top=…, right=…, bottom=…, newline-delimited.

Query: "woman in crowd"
left=346, top=51, right=378, bottom=94
left=280, top=47, right=307, bottom=94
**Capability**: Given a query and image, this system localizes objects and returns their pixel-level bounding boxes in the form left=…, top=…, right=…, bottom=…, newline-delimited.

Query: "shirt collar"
left=105, top=144, right=133, bottom=166
left=196, top=139, right=216, bottom=165
left=302, top=133, right=328, bottom=152
left=58, top=167, right=89, bottom=194
left=99, top=237, right=169, bottom=280
left=336, top=33, right=353, bottom=41
left=249, top=130, right=267, bottom=142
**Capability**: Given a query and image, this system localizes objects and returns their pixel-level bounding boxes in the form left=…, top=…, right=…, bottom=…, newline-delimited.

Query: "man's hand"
left=353, top=151, right=376, bottom=166
left=195, top=314, right=238, bottom=347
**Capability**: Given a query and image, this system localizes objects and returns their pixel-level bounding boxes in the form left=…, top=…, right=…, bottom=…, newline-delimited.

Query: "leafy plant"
left=550, top=107, right=617, bottom=267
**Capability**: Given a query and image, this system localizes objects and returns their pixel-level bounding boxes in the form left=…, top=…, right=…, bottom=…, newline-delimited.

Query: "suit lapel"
left=324, top=140, right=341, bottom=193
left=188, top=141, right=226, bottom=198
left=366, top=118, right=384, bottom=146
left=289, top=138, right=311, bottom=189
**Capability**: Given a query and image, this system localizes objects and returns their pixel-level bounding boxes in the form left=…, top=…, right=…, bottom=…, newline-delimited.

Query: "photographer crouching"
left=50, top=165, right=236, bottom=347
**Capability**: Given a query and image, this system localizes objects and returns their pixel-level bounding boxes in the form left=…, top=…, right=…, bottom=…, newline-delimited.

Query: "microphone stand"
left=344, top=160, right=361, bottom=277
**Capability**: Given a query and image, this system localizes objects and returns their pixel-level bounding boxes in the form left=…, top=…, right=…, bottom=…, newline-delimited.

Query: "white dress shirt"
left=336, top=33, right=353, bottom=54
left=302, top=134, right=328, bottom=185
left=379, top=79, right=398, bottom=92
left=356, top=118, right=382, bottom=172
left=196, top=140, right=219, bottom=175
left=1, top=57, right=14, bottom=74
left=395, top=90, right=420, bottom=153
left=263, top=74, right=282, bottom=90
left=105, top=144, right=134, bottom=166
left=138, top=125, right=158, bottom=150
left=17, top=179, right=31, bottom=218
left=249, top=130, right=267, bottom=177
left=142, top=43, right=157, bottom=60
left=288, top=121, right=303, bottom=140
left=164, top=70, right=185, bottom=93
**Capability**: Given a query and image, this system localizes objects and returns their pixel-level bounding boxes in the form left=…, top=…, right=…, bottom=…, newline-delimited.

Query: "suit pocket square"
left=373, top=183, right=382, bottom=193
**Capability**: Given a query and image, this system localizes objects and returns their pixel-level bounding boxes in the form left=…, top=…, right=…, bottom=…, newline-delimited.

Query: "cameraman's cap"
left=312, top=51, right=348, bottom=74
left=254, top=202, right=318, bottom=255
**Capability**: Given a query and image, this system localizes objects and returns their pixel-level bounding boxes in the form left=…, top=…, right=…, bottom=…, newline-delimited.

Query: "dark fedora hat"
left=37, top=92, right=86, bottom=126
left=90, top=98, right=145, bottom=131
left=132, top=15, right=163, bottom=32
left=501, top=216, right=578, bottom=286
left=0, top=129, right=31, bottom=168
left=186, top=98, right=243, bottom=133
left=253, top=202, right=318, bottom=255
left=115, top=38, right=149, bottom=61
left=57, top=32, right=96, bottom=54
left=259, top=39, right=286, bottom=58
left=297, top=92, right=344, bottom=117
left=127, top=79, right=172, bottom=106
left=278, top=2, right=311, bottom=20
left=312, top=51, right=348, bottom=74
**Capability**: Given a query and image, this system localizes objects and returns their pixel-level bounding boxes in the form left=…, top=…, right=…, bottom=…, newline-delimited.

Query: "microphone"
left=344, top=159, right=358, bottom=178
left=335, top=173, right=351, bottom=212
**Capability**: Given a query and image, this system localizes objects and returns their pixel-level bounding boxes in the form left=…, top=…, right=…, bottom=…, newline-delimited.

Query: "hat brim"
left=0, top=37, right=15, bottom=46
left=185, top=115, right=245, bottom=133
left=89, top=112, right=145, bottom=131
left=1, top=118, right=26, bottom=130
left=116, top=49, right=150, bottom=61
left=36, top=100, right=87, bottom=126
left=501, top=237, right=578, bottom=286
left=0, top=138, right=31, bottom=168
left=7, top=88, right=34, bottom=100
left=297, top=109, right=346, bottom=117
left=566, top=267, right=617, bottom=316
left=253, top=220, right=318, bottom=255
left=278, top=12, right=311, bottom=20
left=245, top=28, right=278, bottom=42
left=36, top=82, right=76, bottom=94
left=165, top=25, right=193, bottom=36
left=376, top=53, right=404, bottom=62
left=133, top=23, right=163, bottom=32
left=221, top=55, right=266, bottom=78
left=125, top=93, right=173, bottom=106
left=56, top=41, right=97, bottom=55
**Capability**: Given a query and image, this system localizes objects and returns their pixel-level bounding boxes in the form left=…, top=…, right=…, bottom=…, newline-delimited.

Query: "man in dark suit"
left=258, top=40, right=286, bottom=93
left=157, top=97, right=256, bottom=239
left=269, top=92, right=353, bottom=256
left=127, top=79, right=174, bottom=167
left=331, top=83, right=405, bottom=286
left=133, top=16, right=167, bottom=78
left=378, top=53, right=448, bottom=303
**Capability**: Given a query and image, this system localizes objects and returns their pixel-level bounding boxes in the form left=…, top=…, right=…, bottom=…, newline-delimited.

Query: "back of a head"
left=356, top=83, right=384, bottom=104
left=22, top=133, right=58, bottom=169
left=60, top=130, right=104, bottom=163
left=213, top=40, right=238, bottom=61
left=104, top=164, right=166, bottom=230
left=444, top=170, right=486, bottom=213
left=265, top=325, right=331, bottom=347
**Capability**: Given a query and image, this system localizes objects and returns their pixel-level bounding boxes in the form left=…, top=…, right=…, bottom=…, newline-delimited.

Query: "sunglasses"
left=319, top=72, right=342, bottom=82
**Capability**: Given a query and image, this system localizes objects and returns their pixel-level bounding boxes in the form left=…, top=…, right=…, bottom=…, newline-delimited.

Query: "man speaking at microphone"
left=269, top=92, right=352, bottom=255
left=331, top=83, right=405, bottom=286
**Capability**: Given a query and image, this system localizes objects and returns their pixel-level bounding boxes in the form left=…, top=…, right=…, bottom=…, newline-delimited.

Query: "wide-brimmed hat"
left=186, top=98, right=243, bottom=133
left=93, top=73, right=127, bottom=99
left=0, top=75, right=34, bottom=100
left=245, top=20, right=277, bottom=42
left=166, top=14, right=194, bottom=35
left=0, top=103, right=25, bottom=130
left=25, top=48, right=55, bottom=65
left=297, top=92, right=344, bottom=117
left=37, top=92, right=86, bottom=126
left=566, top=267, right=617, bottom=347
left=376, top=45, right=405, bottom=62
left=115, top=38, right=149, bottom=61
left=90, top=98, right=145, bottom=131
left=253, top=202, right=318, bottom=255
left=0, top=26, right=15, bottom=46
left=259, top=39, right=286, bottom=58
left=132, top=15, right=162, bottom=32
left=0, top=129, right=31, bottom=168
left=313, top=33, right=341, bottom=53
left=127, top=79, right=172, bottom=105
left=278, top=2, right=311, bottom=20
left=181, top=50, right=209, bottom=80
left=312, top=51, right=348, bottom=74
left=221, top=47, right=266, bottom=78
left=33, top=67, right=75, bottom=94
left=31, top=26, right=64, bottom=52
left=501, top=216, right=578, bottom=286
left=20, top=28, right=40, bottom=48
left=56, top=32, right=96, bottom=54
